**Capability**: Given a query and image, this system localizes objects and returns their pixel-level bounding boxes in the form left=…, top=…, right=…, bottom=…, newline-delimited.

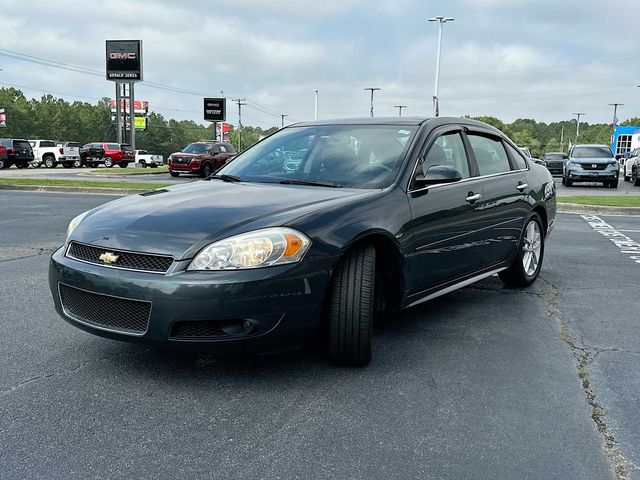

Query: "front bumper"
left=566, top=170, right=618, bottom=182
left=49, top=247, right=335, bottom=352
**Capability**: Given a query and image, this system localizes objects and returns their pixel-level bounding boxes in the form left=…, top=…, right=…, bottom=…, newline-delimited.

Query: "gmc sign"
left=203, top=98, right=226, bottom=122
left=106, top=40, right=143, bottom=82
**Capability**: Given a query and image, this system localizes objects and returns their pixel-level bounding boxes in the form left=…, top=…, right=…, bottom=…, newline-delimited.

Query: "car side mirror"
left=414, top=165, right=462, bottom=188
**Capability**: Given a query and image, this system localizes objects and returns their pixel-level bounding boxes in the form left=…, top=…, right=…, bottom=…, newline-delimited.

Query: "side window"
left=505, top=142, right=528, bottom=170
left=421, top=132, right=470, bottom=179
left=467, top=134, right=512, bottom=176
left=219, top=145, right=227, bottom=153
left=210, top=145, right=220, bottom=154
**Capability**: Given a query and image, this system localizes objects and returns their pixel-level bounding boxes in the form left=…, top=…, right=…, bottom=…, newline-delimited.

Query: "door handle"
left=516, top=182, right=528, bottom=191
left=465, top=192, right=482, bottom=203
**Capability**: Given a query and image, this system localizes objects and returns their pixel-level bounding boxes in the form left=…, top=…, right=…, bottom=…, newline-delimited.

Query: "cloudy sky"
left=1, top=0, right=639, bottom=128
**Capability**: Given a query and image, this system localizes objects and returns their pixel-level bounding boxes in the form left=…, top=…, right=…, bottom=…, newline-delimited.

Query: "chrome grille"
left=67, top=242, right=173, bottom=273
left=579, top=163, right=607, bottom=171
left=59, top=283, right=151, bottom=335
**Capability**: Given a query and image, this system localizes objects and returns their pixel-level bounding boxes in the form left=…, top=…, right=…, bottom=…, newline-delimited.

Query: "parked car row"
left=0, top=138, right=163, bottom=169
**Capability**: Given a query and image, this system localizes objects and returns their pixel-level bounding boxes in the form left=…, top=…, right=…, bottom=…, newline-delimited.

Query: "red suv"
left=101, top=143, right=135, bottom=168
left=168, top=141, right=236, bottom=177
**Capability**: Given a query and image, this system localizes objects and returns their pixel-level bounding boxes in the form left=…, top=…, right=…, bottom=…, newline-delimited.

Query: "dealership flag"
left=0, top=108, right=6, bottom=128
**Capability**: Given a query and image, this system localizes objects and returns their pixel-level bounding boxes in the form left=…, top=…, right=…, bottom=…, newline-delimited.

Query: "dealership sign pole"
left=106, top=40, right=143, bottom=150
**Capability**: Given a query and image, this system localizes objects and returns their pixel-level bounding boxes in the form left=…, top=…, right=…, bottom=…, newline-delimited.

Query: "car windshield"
left=544, top=153, right=565, bottom=160
left=218, top=125, right=417, bottom=188
left=182, top=143, right=210, bottom=154
left=572, top=146, right=612, bottom=158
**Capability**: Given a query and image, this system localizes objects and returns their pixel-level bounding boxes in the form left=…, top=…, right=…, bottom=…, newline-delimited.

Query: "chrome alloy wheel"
left=522, top=220, right=542, bottom=276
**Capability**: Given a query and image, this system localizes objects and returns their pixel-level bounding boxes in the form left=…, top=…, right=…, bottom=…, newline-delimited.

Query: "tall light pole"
left=428, top=16, right=454, bottom=117
left=314, top=89, right=319, bottom=120
left=394, top=105, right=407, bottom=117
left=364, top=87, right=381, bottom=117
left=572, top=112, right=585, bottom=140
left=281, top=114, right=288, bottom=128
left=609, top=103, right=623, bottom=140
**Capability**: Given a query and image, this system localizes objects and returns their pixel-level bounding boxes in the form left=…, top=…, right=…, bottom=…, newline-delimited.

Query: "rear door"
left=464, top=130, right=529, bottom=267
left=404, top=126, right=487, bottom=295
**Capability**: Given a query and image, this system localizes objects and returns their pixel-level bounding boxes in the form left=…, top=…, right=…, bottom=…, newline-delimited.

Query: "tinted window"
left=571, top=146, right=612, bottom=158
left=224, top=143, right=236, bottom=153
left=210, top=145, right=221, bottom=154
left=219, top=145, right=227, bottom=153
left=68, top=142, right=81, bottom=148
left=138, top=150, right=148, bottom=155
left=106, top=143, right=120, bottom=150
left=422, top=132, right=470, bottom=179
left=121, top=144, right=133, bottom=151
left=468, top=134, right=511, bottom=176
left=182, top=143, right=211, bottom=154
left=219, top=125, right=417, bottom=189
left=505, top=143, right=528, bottom=169
left=41, top=140, right=56, bottom=147
left=544, top=153, right=565, bottom=160
left=14, top=140, right=32, bottom=150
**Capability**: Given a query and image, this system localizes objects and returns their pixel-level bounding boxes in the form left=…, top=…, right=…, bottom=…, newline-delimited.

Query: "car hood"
left=70, top=181, right=374, bottom=259
left=571, top=157, right=614, bottom=164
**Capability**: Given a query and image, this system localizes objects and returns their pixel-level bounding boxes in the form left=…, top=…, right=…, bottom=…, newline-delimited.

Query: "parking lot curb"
left=558, top=202, right=640, bottom=216
left=0, top=184, right=148, bottom=196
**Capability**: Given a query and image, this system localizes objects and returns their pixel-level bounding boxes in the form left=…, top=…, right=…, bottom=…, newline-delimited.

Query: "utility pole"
left=428, top=16, right=454, bottom=117
left=364, top=87, right=381, bottom=117
left=394, top=105, right=407, bottom=117
left=560, top=125, right=564, bottom=152
left=233, top=98, right=246, bottom=151
left=280, top=114, right=288, bottom=128
left=609, top=103, right=623, bottom=140
left=314, top=89, right=319, bottom=120
left=572, top=112, right=585, bottom=141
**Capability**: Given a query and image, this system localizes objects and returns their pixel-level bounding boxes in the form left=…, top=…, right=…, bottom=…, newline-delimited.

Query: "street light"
left=314, top=89, right=319, bottom=120
left=394, top=105, right=407, bottom=117
left=428, top=16, right=454, bottom=117
left=364, top=87, right=381, bottom=117
left=572, top=112, right=585, bottom=140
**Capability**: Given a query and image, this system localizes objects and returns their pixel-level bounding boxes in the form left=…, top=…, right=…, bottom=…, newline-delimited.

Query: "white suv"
left=623, top=148, right=639, bottom=182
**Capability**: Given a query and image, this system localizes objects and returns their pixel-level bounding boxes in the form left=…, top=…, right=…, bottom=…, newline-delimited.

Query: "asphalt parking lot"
left=1, top=191, right=639, bottom=479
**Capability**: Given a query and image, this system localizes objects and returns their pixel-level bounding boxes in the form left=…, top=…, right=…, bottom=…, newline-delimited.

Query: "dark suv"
left=168, top=141, right=236, bottom=177
left=541, top=152, right=567, bottom=176
left=0, top=138, right=34, bottom=169
left=80, top=143, right=106, bottom=167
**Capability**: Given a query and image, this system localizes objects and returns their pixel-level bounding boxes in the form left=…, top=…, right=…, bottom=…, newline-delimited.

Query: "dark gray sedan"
left=50, top=117, right=556, bottom=366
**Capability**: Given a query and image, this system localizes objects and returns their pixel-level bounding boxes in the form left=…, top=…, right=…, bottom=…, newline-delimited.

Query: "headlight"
left=66, top=211, right=90, bottom=240
left=188, top=227, right=311, bottom=271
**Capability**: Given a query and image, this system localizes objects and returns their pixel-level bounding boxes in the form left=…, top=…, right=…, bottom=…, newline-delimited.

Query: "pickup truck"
left=29, top=140, right=60, bottom=168
left=135, top=150, right=163, bottom=168
left=56, top=141, right=82, bottom=168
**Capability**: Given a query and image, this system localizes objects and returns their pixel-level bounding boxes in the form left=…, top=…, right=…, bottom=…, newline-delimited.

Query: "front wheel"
left=119, top=162, right=128, bottom=168
left=201, top=163, right=213, bottom=178
left=169, top=171, right=180, bottom=177
left=327, top=244, right=376, bottom=366
left=15, top=163, right=27, bottom=169
left=0, top=159, right=8, bottom=169
left=139, top=160, right=147, bottom=168
left=499, top=213, right=545, bottom=288
left=104, top=157, right=114, bottom=168
left=62, top=162, right=73, bottom=168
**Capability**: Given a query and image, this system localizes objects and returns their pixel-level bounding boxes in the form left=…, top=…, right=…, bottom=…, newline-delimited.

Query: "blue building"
left=612, top=126, right=640, bottom=156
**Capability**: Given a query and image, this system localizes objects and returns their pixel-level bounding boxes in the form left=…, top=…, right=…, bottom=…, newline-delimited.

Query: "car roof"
left=290, top=116, right=504, bottom=130
left=573, top=144, right=610, bottom=148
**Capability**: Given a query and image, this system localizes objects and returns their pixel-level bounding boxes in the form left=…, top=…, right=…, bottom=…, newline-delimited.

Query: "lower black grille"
left=67, top=242, right=173, bottom=273
left=59, top=283, right=151, bottom=335
left=579, top=163, right=607, bottom=171
left=170, top=320, right=226, bottom=339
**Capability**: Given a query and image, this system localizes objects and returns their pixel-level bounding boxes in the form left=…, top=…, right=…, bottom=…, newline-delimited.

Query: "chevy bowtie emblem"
left=99, top=252, right=119, bottom=264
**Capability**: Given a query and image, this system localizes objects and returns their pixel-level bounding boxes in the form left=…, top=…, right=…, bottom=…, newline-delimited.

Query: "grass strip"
left=558, top=195, right=640, bottom=207
left=0, top=177, right=171, bottom=190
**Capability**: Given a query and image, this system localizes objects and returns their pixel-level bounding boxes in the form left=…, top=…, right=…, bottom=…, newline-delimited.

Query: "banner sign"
left=0, top=108, right=6, bottom=128
left=106, top=40, right=143, bottom=82
left=109, top=99, right=148, bottom=112
left=134, top=116, right=147, bottom=130
left=204, top=98, right=226, bottom=122
left=217, top=122, right=230, bottom=141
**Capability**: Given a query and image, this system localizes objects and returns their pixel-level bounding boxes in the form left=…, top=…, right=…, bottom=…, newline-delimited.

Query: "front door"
left=404, top=129, right=487, bottom=296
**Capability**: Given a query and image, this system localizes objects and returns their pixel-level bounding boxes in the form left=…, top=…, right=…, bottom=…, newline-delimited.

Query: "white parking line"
left=581, top=215, right=640, bottom=265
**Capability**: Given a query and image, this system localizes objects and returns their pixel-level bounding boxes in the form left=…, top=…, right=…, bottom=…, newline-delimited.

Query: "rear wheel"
left=62, top=162, right=73, bottom=168
left=499, top=213, right=545, bottom=288
left=119, top=162, right=128, bottom=168
left=327, top=244, right=376, bottom=366
left=0, top=159, right=8, bottom=169
left=16, top=163, right=27, bottom=169
left=139, top=160, right=147, bottom=168
left=73, top=159, right=83, bottom=168
left=170, top=171, right=180, bottom=177
left=104, top=156, right=114, bottom=168
left=44, top=155, right=56, bottom=168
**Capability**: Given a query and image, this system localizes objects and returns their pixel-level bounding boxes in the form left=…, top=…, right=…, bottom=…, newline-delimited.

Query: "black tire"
left=202, top=162, right=213, bottom=178
left=565, top=179, right=572, bottom=187
left=170, top=171, right=180, bottom=177
left=62, top=162, right=73, bottom=168
left=150, top=163, right=158, bottom=168
left=119, top=162, right=128, bottom=168
left=73, top=159, right=83, bottom=168
left=327, top=244, right=376, bottom=366
left=44, top=155, right=56, bottom=168
left=561, top=176, right=566, bottom=186
left=16, top=163, right=27, bottom=169
left=609, top=181, right=618, bottom=189
left=104, top=156, right=114, bottom=168
left=139, top=160, right=147, bottom=168
left=0, top=159, right=8, bottom=169
left=633, top=169, right=640, bottom=187
left=499, top=213, right=545, bottom=288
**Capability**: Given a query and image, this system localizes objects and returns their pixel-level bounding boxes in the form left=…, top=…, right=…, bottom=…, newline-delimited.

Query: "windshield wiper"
left=205, top=174, right=242, bottom=182
left=279, top=179, right=342, bottom=188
